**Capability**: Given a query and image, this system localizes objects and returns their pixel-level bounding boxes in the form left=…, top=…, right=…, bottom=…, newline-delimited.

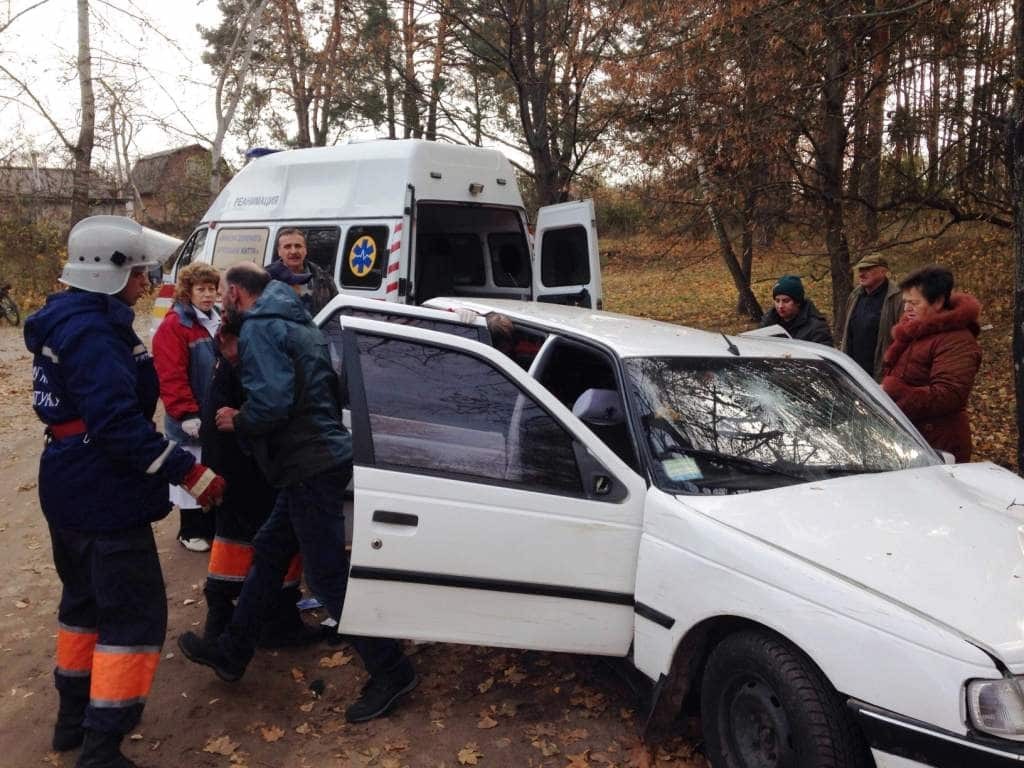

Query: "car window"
left=353, top=333, right=583, bottom=495
left=341, top=225, right=388, bottom=290
left=212, top=227, right=269, bottom=270
left=535, top=338, right=640, bottom=472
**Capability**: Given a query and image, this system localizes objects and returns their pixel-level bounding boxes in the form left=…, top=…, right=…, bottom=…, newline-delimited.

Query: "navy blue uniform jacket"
left=24, top=290, right=196, bottom=531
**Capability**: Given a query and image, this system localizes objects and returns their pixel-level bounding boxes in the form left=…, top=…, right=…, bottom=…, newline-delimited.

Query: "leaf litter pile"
left=176, top=643, right=705, bottom=767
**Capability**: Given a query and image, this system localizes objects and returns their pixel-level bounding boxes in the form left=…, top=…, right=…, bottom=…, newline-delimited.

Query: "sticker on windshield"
left=662, top=456, right=702, bottom=482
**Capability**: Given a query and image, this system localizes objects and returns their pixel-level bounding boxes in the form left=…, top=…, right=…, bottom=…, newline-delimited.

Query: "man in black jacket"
left=760, top=274, right=834, bottom=346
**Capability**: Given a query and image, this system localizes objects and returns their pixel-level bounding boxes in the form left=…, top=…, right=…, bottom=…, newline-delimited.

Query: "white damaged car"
left=315, top=295, right=1024, bottom=768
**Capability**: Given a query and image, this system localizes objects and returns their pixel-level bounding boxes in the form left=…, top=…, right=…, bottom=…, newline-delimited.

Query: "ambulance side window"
left=302, top=227, right=341, bottom=277
left=341, top=225, right=389, bottom=290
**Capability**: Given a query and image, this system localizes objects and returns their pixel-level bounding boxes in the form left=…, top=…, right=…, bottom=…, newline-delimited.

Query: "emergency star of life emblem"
left=349, top=236, right=377, bottom=277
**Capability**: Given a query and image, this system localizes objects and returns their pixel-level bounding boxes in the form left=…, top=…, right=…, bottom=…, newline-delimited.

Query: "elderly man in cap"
left=759, top=274, right=834, bottom=346
left=838, top=253, right=903, bottom=381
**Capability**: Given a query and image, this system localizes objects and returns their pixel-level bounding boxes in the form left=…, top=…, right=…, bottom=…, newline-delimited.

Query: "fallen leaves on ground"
left=318, top=651, right=352, bottom=668
left=503, top=665, right=527, bottom=685
left=562, top=727, right=589, bottom=744
left=457, top=742, right=484, bottom=765
left=259, top=725, right=284, bottom=743
left=203, top=735, right=239, bottom=756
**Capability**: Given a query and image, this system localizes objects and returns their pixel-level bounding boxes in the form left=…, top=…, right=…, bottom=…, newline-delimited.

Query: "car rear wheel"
left=701, top=630, right=872, bottom=768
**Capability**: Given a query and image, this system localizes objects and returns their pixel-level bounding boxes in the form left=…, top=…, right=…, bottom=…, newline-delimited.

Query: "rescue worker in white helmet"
left=23, top=216, right=227, bottom=768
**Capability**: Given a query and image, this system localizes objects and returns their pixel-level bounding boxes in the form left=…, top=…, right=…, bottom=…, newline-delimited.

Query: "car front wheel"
left=701, top=630, right=873, bottom=768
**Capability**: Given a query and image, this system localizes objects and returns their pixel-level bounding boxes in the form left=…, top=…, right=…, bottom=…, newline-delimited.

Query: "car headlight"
left=966, top=677, right=1024, bottom=741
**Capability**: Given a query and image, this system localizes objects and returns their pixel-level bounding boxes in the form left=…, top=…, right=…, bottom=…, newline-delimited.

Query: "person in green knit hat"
left=760, top=274, right=834, bottom=346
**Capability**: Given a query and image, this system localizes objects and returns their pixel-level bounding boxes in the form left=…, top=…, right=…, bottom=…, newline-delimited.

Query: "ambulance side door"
left=533, top=199, right=602, bottom=309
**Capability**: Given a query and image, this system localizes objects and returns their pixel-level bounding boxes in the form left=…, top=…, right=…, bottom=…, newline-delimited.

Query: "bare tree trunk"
left=819, top=10, right=853, bottom=325
left=382, top=4, right=398, bottom=139
left=1011, top=0, right=1024, bottom=470
left=861, top=19, right=889, bottom=243
left=425, top=3, right=449, bottom=141
left=401, top=0, right=421, bottom=138
left=689, top=140, right=762, bottom=320
left=926, top=37, right=941, bottom=192
left=70, top=0, right=95, bottom=229
left=209, top=0, right=270, bottom=202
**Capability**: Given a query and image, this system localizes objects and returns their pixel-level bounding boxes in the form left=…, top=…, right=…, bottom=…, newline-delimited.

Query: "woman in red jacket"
left=881, top=265, right=981, bottom=463
left=153, top=263, right=222, bottom=550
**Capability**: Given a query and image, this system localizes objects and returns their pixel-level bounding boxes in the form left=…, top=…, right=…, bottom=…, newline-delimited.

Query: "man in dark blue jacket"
left=178, top=262, right=416, bottom=724
left=24, top=216, right=225, bottom=768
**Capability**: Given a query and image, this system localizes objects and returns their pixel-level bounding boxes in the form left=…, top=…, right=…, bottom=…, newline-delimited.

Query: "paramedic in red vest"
left=24, top=216, right=226, bottom=768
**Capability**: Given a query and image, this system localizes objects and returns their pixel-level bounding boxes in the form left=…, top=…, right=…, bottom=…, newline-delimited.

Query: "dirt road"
left=0, top=322, right=701, bottom=768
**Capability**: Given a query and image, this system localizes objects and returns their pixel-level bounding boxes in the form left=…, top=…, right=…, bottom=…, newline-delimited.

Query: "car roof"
left=424, top=298, right=823, bottom=360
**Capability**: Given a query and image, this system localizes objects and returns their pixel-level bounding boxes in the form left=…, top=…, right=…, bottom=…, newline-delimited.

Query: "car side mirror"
left=940, top=450, right=956, bottom=465
left=572, top=441, right=626, bottom=502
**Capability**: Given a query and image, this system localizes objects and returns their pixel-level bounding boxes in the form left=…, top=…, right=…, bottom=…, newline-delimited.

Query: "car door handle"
left=372, top=510, right=419, bottom=527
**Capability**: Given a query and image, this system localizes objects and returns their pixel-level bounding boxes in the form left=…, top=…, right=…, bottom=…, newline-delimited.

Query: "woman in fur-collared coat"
left=881, top=265, right=981, bottom=463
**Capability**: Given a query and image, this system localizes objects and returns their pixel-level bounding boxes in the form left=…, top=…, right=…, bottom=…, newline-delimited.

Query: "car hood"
left=682, top=462, right=1024, bottom=665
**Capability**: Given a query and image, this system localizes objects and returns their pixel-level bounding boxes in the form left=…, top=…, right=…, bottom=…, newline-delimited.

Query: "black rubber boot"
left=177, top=631, right=246, bottom=683
left=52, top=691, right=87, bottom=751
left=202, top=588, right=236, bottom=643
left=258, top=587, right=321, bottom=649
left=74, top=729, right=138, bottom=768
left=344, top=656, right=418, bottom=723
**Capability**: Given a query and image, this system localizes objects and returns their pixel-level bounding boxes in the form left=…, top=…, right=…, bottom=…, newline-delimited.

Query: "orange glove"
left=181, top=463, right=226, bottom=509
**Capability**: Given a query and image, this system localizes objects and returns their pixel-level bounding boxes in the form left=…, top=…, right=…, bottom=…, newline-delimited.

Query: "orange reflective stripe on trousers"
left=207, top=537, right=254, bottom=582
left=56, top=623, right=98, bottom=676
left=283, top=554, right=303, bottom=587
left=89, top=645, right=161, bottom=708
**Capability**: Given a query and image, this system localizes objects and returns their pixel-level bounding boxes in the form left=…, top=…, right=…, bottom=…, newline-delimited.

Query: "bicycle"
left=0, top=282, right=20, bottom=326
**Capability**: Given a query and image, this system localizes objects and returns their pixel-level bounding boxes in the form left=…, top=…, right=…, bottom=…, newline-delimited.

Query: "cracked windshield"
left=626, top=357, right=934, bottom=494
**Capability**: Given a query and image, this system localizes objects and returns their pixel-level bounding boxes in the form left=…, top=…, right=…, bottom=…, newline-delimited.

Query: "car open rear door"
left=533, top=199, right=602, bottom=309
left=337, top=317, right=644, bottom=654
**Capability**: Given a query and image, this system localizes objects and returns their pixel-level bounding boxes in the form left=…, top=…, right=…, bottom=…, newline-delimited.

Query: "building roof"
left=131, top=144, right=208, bottom=195
left=0, top=166, right=123, bottom=201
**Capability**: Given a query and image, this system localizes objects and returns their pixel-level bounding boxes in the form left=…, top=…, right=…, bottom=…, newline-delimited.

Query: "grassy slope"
left=601, top=226, right=1016, bottom=470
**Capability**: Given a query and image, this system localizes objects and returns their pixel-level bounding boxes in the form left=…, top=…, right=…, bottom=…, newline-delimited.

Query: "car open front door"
left=337, top=317, right=644, bottom=655
left=533, top=199, right=602, bottom=309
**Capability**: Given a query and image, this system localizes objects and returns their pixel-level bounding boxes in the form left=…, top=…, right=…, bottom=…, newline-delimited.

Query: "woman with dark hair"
left=881, top=265, right=982, bottom=462
left=153, top=262, right=222, bottom=550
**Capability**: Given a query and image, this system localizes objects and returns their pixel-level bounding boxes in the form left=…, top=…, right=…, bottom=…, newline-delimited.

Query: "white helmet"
left=61, top=215, right=182, bottom=295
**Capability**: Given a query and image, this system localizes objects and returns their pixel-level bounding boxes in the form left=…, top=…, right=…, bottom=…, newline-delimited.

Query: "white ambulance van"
left=158, top=139, right=602, bottom=319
